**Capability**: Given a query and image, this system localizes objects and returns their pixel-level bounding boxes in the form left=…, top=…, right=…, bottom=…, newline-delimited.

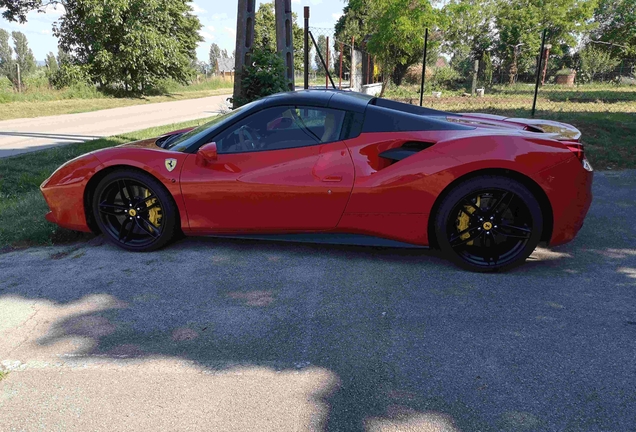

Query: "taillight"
left=563, top=142, right=593, bottom=172
left=564, top=142, right=584, bottom=161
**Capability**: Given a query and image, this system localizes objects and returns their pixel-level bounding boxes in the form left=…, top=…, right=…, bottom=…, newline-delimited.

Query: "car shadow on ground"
left=1, top=171, right=635, bottom=430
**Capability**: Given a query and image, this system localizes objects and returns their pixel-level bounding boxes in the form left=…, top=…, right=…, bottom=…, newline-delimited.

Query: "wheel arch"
left=83, top=164, right=182, bottom=235
left=427, top=168, right=553, bottom=249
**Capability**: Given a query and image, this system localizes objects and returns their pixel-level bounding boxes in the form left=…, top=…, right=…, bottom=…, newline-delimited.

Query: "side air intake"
left=378, top=141, right=434, bottom=163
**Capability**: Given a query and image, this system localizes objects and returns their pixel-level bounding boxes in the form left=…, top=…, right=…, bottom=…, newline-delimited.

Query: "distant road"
left=0, top=94, right=231, bottom=158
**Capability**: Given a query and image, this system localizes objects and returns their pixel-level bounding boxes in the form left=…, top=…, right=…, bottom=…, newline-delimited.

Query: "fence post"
left=304, top=6, right=309, bottom=89
left=541, top=44, right=551, bottom=85
left=16, top=63, right=21, bottom=93
left=532, top=29, right=547, bottom=117
left=419, top=28, right=428, bottom=107
left=351, top=36, right=355, bottom=91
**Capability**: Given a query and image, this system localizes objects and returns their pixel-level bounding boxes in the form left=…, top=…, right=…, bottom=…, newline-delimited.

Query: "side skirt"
left=204, top=233, right=428, bottom=249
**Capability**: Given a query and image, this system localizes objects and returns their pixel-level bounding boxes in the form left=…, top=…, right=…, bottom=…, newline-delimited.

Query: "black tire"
left=92, top=170, right=178, bottom=252
left=434, top=175, right=543, bottom=272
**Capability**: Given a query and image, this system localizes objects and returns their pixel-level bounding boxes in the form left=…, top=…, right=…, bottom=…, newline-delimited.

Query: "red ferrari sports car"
left=41, top=90, right=593, bottom=271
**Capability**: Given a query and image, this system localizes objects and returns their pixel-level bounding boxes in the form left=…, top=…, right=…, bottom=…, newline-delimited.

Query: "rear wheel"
left=434, top=176, right=543, bottom=272
left=92, top=170, right=178, bottom=252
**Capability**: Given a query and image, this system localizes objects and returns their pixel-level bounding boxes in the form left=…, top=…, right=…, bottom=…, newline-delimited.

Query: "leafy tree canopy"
left=253, top=1, right=304, bottom=72
left=592, top=0, right=636, bottom=56
left=53, top=0, right=202, bottom=92
left=495, top=0, right=597, bottom=73
left=0, top=29, right=13, bottom=78
left=209, top=42, right=221, bottom=73
left=441, top=0, right=496, bottom=62
left=11, top=31, right=36, bottom=76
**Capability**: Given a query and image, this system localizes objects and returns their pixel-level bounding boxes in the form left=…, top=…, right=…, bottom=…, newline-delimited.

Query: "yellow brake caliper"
left=456, top=196, right=480, bottom=246
left=144, top=189, right=162, bottom=232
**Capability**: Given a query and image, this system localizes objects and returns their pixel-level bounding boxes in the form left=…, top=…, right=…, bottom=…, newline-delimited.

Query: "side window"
left=215, top=106, right=346, bottom=154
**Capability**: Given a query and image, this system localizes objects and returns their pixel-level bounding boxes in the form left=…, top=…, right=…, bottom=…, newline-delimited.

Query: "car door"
left=179, top=105, right=355, bottom=233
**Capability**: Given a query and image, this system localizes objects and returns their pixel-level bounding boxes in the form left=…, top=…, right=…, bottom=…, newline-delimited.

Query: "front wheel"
left=434, top=176, right=543, bottom=272
left=92, top=170, right=178, bottom=252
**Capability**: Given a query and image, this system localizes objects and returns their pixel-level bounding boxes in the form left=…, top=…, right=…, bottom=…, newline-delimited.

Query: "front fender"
left=91, top=148, right=193, bottom=232
left=41, top=154, right=103, bottom=232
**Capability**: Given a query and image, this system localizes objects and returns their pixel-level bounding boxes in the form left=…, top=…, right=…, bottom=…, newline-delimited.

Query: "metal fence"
left=392, top=29, right=634, bottom=117
left=304, top=26, right=377, bottom=91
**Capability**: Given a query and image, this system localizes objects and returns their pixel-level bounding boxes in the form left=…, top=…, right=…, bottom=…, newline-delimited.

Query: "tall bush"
left=232, top=49, right=289, bottom=107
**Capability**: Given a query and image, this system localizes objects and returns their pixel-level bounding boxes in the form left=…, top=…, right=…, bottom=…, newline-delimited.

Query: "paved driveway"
left=0, top=94, right=230, bottom=158
left=1, top=170, right=635, bottom=431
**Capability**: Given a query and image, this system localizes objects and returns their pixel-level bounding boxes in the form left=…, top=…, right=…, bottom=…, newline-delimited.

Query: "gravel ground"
left=0, top=170, right=635, bottom=431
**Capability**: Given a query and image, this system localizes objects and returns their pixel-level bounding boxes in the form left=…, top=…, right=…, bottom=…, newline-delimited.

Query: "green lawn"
left=385, top=83, right=636, bottom=170
left=0, top=77, right=233, bottom=120
left=0, top=118, right=212, bottom=250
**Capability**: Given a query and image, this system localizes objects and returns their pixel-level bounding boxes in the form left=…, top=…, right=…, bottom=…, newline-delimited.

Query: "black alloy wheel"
left=435, top=176, right=543, bottom=272
left=92, top=170, right=178, bottom=251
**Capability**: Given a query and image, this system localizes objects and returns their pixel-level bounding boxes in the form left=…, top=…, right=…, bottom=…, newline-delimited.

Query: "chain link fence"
left=381, top=31, right=636, bottom=118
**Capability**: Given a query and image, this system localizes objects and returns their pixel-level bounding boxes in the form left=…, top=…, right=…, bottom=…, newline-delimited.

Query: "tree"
left=579, top=44, right=620, bottom=82
left=314, top=34, right=328, bottom=72
left=0, top=29, right=14, bottom=79
left=11, top=31, right=36, bottom=77
left=495, top=0, right=597, bottom=82
left=334, top=0, right=372, bottom=78
left=442, top=0, right=496, bottom=71
left=254, top=2, right=276, bottom=52
left=335, top=0, right=438, bottom=92
left=253, top=2, right=304, bottom=74
left=364, top=0, right=438, bottom=94
left=209, top=42, right=221, bottom=73
left=57, top=46, right=71, bottom=66
left=53, top=0, right=202, bottom=93
left=45, top=51, right=58, bottom=73
left=231, top=49, right=288, bottom=107
left=592, top=0, right=636, bottom=56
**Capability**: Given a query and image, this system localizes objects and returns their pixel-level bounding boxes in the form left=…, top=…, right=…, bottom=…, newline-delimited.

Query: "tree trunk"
left=391, top=63, right=409, bottom=86
left=379, top=75, right=389, bottom=97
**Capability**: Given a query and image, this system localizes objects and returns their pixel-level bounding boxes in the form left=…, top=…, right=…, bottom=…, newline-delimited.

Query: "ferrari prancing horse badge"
left=165, top=159, right=177, bottom=172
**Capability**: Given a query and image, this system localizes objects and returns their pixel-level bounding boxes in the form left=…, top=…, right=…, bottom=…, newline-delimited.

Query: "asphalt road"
left=1, top=170, right=635, bottom=431
left=0, top=94, right=231, bottom=158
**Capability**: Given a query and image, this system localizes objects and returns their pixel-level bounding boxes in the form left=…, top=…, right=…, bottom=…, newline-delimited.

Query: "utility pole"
left=233, top=0, right=255, bottom=107
left=275, top=0, right=295, bottom=91
left=339, top=42, right=343, bottom=90
left=303, top=7, right=309, bottom=89
left=325, top=36, right=329, bottom=89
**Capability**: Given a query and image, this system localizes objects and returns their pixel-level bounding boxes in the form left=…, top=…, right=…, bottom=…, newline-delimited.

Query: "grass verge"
left=0, top=118, right=212, bottom=250
left=384, top=83, right=636, bottom=170
left=0, top=78, right=233, bottom=120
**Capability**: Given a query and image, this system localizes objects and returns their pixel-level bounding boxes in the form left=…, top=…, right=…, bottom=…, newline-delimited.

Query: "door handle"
left=322, top=176, right=342, bottom=182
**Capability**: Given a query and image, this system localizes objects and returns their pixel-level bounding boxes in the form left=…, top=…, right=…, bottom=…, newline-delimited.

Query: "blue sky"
left=0, top=0, right=346, bottom=61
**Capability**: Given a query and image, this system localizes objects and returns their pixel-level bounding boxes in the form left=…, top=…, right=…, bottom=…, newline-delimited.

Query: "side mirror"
left=197, top=142, right=217, bottom=166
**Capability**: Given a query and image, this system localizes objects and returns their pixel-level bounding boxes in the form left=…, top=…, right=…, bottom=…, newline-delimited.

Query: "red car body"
left=41, top=90, right=592, bottom=251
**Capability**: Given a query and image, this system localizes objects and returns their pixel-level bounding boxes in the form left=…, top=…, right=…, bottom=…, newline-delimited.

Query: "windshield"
left=167, top=102, right=254, bottom=152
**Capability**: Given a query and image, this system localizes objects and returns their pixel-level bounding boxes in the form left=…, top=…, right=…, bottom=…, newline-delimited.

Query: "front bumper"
left=40, top=154, right=102, bottom=233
